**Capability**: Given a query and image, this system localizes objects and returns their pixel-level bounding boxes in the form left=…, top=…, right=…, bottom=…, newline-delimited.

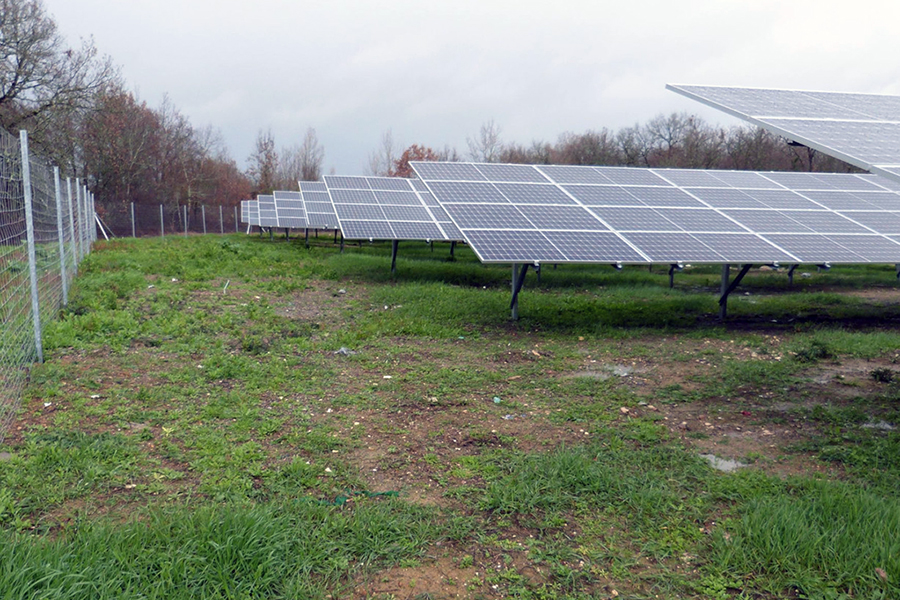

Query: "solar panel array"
left=667, top=84, right=900, bottom=184
left=257, top=194, right=277, bottom=228
left=411, top=161, right=900, bottom=265
left=247, top=199, right=259, bottom=227
left=323, top=175, right=463, bottom=241
left=272, top=190, right=308, bottom=228
left=298, top=181, right=339, bottom=230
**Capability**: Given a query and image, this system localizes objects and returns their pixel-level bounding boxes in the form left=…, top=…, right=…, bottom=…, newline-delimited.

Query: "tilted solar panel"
left=272, top=190, right=308, bottom=228
left=323, top=175, right=463, bottom=242
left=667, top=84, right=900, bottom=185
left=411, top=161, right=900, bottom=265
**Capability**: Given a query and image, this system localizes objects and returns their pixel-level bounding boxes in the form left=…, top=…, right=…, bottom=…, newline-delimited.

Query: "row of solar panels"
left=241, top=177, right=463, bottom=242
left=240, top=86, right=900, bottom=267
left=241, top=163, right=900, bottom=265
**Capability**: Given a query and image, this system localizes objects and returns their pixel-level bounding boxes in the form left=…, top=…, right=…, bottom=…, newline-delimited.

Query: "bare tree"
left=298, top=127, right=325, bottom=181
left=366, top=128, right=397, bottom=176
left=0, top=0, right=117, bottom=142
left=467, top=119, right=503, bottom=162
left=246, top=129, right=278, bottom=193
left=555, top=129, right=621, bottom=165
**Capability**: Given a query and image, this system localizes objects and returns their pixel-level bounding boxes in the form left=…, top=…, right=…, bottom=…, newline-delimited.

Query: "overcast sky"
left=42, top=0, right=900, bottom=176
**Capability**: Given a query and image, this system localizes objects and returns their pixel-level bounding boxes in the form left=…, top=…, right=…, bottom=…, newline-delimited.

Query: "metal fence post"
left=89, top=190, right=96, bottom=243
left=19, top=131, right=43, bottom=363
left=202, top=205, right=207, bottom=234
left=74, top=178, right=83, bottom=260
left=219, top=205, right=224, bottom=234
left=131, top=202, right=136, bottom=237
left=53, top=167, right=68, bottom=306
left=234, top=206, right=238, bottom=232
left=66, top=178, right=77, bottom=275
left=160, top=204, right=164, bottom=237
left=183, top=205, right=188, bottom=235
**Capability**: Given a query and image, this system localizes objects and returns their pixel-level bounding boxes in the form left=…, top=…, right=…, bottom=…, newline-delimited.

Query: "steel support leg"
left=510, top=263, right=530, bottom=320
left=789, top=264, right=798, bottom=286
left=719, top=263, right=752, bottom=320
left=391, top=239, right=399, bottom=274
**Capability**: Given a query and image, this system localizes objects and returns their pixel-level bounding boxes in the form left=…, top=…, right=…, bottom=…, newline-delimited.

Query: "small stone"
left=619, top=407, right=630, bottom=414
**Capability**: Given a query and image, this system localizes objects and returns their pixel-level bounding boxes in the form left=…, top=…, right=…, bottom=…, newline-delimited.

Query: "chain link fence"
left=0, top=129, right=94, bottom=443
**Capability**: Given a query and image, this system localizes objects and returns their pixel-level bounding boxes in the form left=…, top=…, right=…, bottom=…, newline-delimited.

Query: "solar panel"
left=257, top=195, right=277, bottom=228
left=247, top=200, right=259, bottom=226
left=667, top=84, right=900, bottom=184
left=411, top=161, right=900, bottom=265
left=272, top=190, right=308, bottom=228
left=240, top=200, right=249, bottom=224
left=322, top=175, right=463, bottom=242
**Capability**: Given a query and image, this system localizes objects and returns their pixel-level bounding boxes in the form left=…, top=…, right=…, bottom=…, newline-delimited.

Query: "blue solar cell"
left=326, top=176, right=370, bottom=189
left=543, top=231, right=646, bottom=262
left=536, top=165, right=613, bottom=184
left=410, top=162, right=487, bottom=181
left=367, top=177, right=413, bottom=191
left=516, top=205, right=608, bottom=230
left=463, top=230, right=567, bottom=262
left=475, top=164, right=549, bottom=183
left=563, top=185, right=644, bottom=206
left=496, top=183, right=576, bottom=205
left=427, top=181, right=510, bottom=203
left=444, top=204, right=532, bottom=229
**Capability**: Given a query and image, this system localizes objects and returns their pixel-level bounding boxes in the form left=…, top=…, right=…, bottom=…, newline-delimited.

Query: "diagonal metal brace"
left=510, top=263, right=530, bottom=312
left=719, top=264, right=753, bottom=306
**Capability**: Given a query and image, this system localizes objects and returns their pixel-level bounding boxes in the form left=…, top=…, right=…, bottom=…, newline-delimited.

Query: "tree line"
left=0, top=0, right=253, bottom=230
left=372, top=115, right=859, bottom=178
left=3, top=0, right=860, bottom=230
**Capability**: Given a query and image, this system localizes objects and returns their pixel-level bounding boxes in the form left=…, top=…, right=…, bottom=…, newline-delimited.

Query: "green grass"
left=712, top=481, right=900, bottom=599
left=0, top=498, right=445, bottom=600
left=5, top=234, right=900, bottom=598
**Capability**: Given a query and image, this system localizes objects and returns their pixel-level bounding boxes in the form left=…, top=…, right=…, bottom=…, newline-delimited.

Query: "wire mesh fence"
left=99, top=201, right=242, bottom=238
left=0, top=129, right=94, bottom=443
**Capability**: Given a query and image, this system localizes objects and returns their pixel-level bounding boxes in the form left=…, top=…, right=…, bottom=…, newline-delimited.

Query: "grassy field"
left=1, top=233, right=899, bottom=599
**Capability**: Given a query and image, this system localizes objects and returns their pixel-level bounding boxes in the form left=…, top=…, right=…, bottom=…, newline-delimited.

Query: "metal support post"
left=789, top=264, right=799, bottom=286
left=53, top=168, right=68, bottom=306
left=391, top=239, right=399, bottom=274
left=160, top=204, right=165, bottom=237
left=450, top=240, right=456, bottom=259
left=66, top=178, right=76, bottom=275
left=75, top=178, right=83, bottom=260
left=510, top=263, right=530, bottom=320
left=183, top=205, right=188, bottom=235
left=219, top=205, right=224, bottom=234
left=131, top=202, right=136, bottom=237
left=234, top=206, right=238, bottom=233
left=20, top=131, right=43, bottom=363
left=202, top=205, right=207, bottom=234
left=719, top=263, right=753, bottom=320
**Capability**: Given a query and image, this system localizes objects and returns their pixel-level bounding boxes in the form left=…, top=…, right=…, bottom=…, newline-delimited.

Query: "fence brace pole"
left=20, top=131, right=43, bottom=363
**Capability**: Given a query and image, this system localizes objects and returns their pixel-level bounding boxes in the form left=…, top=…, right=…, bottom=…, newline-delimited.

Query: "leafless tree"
left=246, top=129, right=278, bottom=193
left=366, top=128, right=397, bottom=176
left=554, top=129, right=621, bottom=165
left=0, top=0, right=118, bottom=144
left=297, top=127, right=325, bottom=181
left=467, top=119, right=502, bottom=162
